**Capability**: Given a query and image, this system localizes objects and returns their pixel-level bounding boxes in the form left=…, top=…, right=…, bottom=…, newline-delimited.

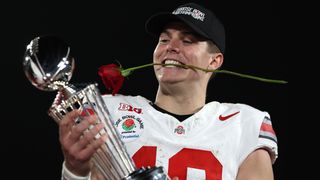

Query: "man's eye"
left=159, top=39, right=169, bottom=43
left=183, top=40, right=192, bottom=44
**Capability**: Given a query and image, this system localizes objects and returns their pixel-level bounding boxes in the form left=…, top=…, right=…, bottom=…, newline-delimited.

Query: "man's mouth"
left=162, top=60, right=187, bottom=68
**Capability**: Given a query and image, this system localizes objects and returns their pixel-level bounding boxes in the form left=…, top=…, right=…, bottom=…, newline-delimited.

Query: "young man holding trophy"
left=24, top=2, right=278, bottom=180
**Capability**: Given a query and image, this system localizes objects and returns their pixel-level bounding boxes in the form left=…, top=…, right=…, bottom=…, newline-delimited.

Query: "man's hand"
left=59, top=110, right=107, bottom=176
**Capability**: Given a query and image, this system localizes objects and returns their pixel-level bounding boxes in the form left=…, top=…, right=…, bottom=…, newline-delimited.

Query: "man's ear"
left=209, top=53, right=224, bottom=70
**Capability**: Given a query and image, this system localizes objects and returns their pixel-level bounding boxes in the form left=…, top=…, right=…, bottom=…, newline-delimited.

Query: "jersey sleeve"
left=237, top=104, right=278, bottom=165
left=257, top=114, right=278, bottom=163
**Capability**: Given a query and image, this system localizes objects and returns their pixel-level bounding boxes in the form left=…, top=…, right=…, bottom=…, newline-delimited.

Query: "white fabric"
left=61, top=161, right=91, bottom=180
left=100, top=94, right=278, bottom=179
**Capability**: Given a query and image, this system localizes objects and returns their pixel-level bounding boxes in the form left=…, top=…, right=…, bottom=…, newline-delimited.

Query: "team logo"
left=115, top=115, right=144, bottom=142
left=118, top=103, right=142, bottom=114
left=174, top=125, right=185, bottom=135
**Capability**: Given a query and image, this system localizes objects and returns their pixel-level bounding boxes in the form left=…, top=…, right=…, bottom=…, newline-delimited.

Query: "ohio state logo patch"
left=174, top=125, right=185, bottom=135
left=115, top=115, right=144, bottom=142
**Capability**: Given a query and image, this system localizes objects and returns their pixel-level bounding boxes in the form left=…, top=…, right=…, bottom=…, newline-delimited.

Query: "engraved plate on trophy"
left=22, top=35, right=168, bottom=180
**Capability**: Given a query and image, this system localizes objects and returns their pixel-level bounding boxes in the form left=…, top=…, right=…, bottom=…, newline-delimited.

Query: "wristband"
left=61, top=161, right=91, bottom=180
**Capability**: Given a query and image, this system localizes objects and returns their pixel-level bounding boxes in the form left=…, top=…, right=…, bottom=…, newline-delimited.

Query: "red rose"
left=98, top=64, right=124, bottom=95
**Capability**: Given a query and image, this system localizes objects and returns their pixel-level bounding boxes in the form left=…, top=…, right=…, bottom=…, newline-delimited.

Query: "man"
left=59, top=3, right=278, bottom=180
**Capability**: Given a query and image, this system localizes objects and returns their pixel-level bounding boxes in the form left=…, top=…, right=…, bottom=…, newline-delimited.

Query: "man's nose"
left=166, top=40, right=180, bottom=53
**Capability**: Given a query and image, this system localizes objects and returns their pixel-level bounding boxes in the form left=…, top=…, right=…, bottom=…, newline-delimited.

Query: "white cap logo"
left=172, top=6, right=205, bottom=21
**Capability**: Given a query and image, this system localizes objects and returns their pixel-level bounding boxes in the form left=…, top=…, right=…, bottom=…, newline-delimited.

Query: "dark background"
left=1, top=0, right=288, bottom=179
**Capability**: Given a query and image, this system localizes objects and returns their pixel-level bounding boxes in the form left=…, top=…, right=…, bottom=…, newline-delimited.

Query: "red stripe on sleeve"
left=260, top=123, right=275, bottom=135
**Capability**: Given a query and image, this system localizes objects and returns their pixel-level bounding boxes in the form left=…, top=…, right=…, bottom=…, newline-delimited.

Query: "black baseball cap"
left=145, top=3, right=226, bottom=54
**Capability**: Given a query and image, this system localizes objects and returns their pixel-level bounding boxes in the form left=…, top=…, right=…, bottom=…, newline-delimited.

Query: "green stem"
left=121, top=63, right=155, bottom=77
left=121, top=63, right=288, bottom=84
left=214, top=70, right=287, bottom=84
left=124, top=63, right=155, bottom=72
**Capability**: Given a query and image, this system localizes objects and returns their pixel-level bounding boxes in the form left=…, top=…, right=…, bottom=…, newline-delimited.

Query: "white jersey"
left=102, top=94, right=278, bottom=180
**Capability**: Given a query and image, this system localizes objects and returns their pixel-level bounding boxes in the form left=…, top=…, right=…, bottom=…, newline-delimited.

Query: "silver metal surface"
left=22, top=35, right=136, bottom=179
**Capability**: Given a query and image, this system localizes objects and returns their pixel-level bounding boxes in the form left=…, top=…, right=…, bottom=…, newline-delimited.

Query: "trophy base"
left=123, top=166, right=168, bottom=180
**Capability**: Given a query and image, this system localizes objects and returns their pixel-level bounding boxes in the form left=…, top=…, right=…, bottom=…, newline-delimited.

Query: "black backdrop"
left=1, top=0, right=288, bottom=179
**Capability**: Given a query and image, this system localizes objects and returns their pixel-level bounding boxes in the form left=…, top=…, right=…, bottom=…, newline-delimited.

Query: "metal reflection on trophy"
left=22, top=35, right=168, bottom=180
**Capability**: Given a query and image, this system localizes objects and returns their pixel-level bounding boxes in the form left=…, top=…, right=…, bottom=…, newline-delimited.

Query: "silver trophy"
left=22, top=35, right=168, bottom=180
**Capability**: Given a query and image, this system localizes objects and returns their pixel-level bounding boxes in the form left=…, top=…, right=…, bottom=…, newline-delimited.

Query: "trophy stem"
left=84, top=85, right=136, bottom=178
left=93, top=150, right=120, bottom=179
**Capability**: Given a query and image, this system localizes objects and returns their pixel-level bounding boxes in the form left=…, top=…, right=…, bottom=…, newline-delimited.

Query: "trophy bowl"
left=23, top=35, right=75, bottom=92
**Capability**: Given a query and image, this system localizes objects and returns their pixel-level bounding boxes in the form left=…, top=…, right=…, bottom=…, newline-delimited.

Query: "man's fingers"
left=79, top=133, right=107, bottom=159
left=59, top=110, right=80, bottom=140
left=77, top=123, right=105, bottom=149
left=60, top=111, right=99, bottom=150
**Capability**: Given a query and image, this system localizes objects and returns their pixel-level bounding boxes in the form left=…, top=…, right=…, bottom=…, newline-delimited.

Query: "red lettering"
left=132, top=146, right=222, bottom=180
left=132, top=146, right=157, bottom=168
left=118, top=103, right=142, bottom=114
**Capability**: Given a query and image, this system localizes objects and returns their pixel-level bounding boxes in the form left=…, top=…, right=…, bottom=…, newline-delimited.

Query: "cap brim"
left=145, top=12, right=210, bottom=40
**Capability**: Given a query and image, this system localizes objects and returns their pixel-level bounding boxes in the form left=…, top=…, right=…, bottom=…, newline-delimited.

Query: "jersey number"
left=132, top=146, right=222, bottom=180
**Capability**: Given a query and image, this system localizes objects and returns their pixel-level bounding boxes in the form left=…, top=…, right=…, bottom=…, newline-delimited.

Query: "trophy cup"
left=22, top=35, right=168, bottom=180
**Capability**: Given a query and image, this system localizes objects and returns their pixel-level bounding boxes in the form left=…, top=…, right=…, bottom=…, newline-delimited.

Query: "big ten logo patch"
left=118, top=103, right=142, bottom=114
left=114, top=115, right=144, bottom=142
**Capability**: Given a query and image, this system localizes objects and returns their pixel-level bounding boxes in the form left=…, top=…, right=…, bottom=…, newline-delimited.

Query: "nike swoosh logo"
left=219, top=111, right=240, bottom=121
